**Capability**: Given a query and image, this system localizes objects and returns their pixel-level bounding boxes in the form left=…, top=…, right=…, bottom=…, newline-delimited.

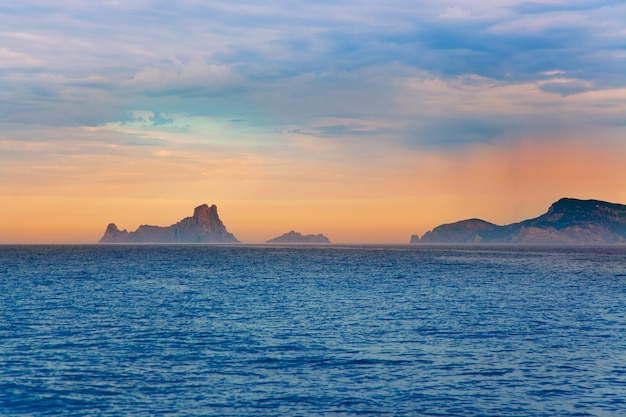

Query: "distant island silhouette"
left=412, top=198, right=626, bottom=244
left=98, top=197, right=626, bottom=244
left=99, top=204, right=239, bottom=243
left=266, top=231, right=330, bottom=244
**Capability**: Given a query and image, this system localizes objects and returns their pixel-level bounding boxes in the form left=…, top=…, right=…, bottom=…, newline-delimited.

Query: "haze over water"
left=2, top=244, right=625, bottom=416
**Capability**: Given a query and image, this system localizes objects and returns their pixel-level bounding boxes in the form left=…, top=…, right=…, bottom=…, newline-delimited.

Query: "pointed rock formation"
left=266, top=231, right=330, bottom=244
left=99, top=204, right=240, bottom=243
left=100, top=223, right=130, bottom=242
left=414, top=198, right=626, bottom=244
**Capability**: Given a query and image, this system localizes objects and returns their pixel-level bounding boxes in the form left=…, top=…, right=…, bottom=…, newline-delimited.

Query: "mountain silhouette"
left=415, top=198, right=626, bottom=244
left=99, top=204, right=239, bottom=243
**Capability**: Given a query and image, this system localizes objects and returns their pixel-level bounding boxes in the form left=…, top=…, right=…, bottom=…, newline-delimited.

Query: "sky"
left=1, top=0, right=625, bottom=243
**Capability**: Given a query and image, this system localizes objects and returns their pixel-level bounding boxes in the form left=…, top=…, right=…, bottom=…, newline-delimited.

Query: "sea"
left=1, top=244, right=625, bottom=416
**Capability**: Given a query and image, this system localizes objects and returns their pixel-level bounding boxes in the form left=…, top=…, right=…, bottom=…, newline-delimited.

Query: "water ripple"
left=1, top=244, right=626, bottom=416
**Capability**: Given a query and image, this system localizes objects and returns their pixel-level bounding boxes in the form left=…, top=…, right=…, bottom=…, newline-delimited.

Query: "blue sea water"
left=1, top=245, right=625, bottom=416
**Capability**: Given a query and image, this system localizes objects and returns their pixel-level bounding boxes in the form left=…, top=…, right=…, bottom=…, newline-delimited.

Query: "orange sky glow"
left=2, top=136, right=625, bottom=244
left=1, top=2, right=625, bottom=243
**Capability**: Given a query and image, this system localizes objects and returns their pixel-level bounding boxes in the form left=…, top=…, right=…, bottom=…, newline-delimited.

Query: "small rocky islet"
left=266, top=231, right=330, bottom=244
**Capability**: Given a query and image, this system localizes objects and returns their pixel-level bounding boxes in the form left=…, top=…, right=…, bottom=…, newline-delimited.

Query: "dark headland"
left=412, top=198, right=626, bottom=244
left=99, top=204, right=240, bottom=243
left=266, top=231, right=330, bottom=244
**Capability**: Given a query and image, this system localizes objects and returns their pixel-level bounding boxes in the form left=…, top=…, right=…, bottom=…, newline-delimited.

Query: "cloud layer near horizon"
left=1, top=1, right=625, bottom=242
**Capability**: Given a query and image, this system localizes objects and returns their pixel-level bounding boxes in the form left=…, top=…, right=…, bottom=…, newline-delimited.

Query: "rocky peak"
left=419, top=218, right=498, bottom=243
left=105, top=223, right=120, bottom=233
left=99, top=223, right=129, bottom=243
left=533, top=198, right=626, bottom=229
left=193, top=204, right=219, bottom=225
left=99, top=203, right=239, bottom=243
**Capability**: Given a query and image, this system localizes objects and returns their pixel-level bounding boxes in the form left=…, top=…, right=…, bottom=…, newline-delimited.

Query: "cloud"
left=0, top=46, right=41, bottom=68
left=538, top=78, right=596, bottom=96
left=1, top=1, right=625, bottom=156
left=439, top=6, right=475, bottom=20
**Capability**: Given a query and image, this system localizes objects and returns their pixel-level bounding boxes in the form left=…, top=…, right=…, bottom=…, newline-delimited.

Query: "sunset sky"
left=1, top=0, right=625, bottom=243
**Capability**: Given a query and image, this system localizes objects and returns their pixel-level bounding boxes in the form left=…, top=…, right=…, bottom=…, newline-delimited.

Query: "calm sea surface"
left=1, top=244, right=625, bottom=416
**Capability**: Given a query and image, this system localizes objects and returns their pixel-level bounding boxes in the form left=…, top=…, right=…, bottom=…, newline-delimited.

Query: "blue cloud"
left=0, top=0, right=624, bottom=151
left=539, top=80, right=595, bottom=96
left=513, top=1, right=619, bottom=14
